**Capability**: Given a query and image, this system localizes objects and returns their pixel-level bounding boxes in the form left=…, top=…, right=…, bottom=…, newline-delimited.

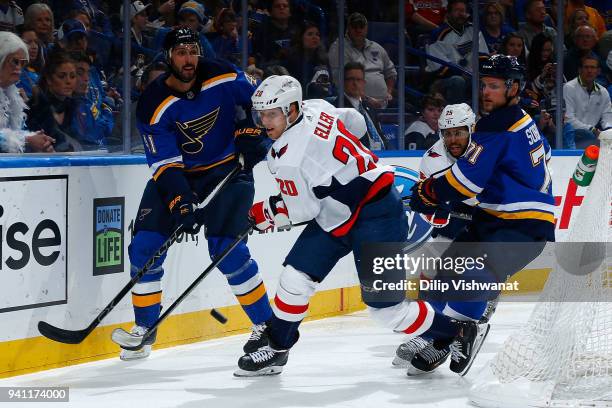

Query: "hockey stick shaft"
left=38, top=165, right=242, bottom=344
left=137, top=226, right=253, bottom=345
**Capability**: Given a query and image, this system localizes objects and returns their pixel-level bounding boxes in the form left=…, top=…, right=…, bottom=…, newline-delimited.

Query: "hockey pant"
left=267, top=187, right=459, bottom=349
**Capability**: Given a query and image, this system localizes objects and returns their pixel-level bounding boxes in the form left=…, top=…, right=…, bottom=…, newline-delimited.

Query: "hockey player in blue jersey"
left=404, top=54, right=556, bottom=375
left=121, top=27, right=274, bottom=360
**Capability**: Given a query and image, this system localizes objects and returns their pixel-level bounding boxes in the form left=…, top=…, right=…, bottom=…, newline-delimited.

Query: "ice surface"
left=0, top=303, right=534, bottom=408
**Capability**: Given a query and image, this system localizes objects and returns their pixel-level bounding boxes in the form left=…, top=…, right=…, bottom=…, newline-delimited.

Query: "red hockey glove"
left=248, top=195, right=290, bottom=232
left=421, top=208, right=450, bottom=228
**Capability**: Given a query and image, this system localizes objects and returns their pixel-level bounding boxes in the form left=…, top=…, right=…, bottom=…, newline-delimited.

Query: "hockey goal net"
left=470, top=130, right=612, bottom=408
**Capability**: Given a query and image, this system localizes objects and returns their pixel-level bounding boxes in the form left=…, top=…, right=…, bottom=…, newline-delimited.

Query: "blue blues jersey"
left=434, top=104, right=555, bottom=241
left=136, top=58, right=257, bottom=182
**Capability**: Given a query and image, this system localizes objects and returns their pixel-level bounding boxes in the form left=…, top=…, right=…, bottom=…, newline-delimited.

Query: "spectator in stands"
left=329, top=62, right=388, bottom=149
left=564, top=8, right=591, bottom=49
left=246, top=64, right=264, bottom=82
left=0, top=0, right=23, bottom=32
left=262, top=64, right=290, bottom=78
left=563, top=55, right=612, bottom=148
left=425, top=0, right=489, bottom=104
left=27, top=51, right=82, bottom=152
left=285, top=21, right=329, bottom=90
left=481, top=2, right=513, bottom=54
left=404, top=93, right=445, bottom=150
left=23, top=3, right=54, bottom=55
left=16, top=27, right=42, bottom=101
left=305, top=65, right=332, bottom=98
left=177, top=1, right=216, bottom=59
left=564, top=25, right=601, bottom=82
left=404, top=0, right=446, bottom=38
left=329, top=12, right=397, bottom=108
left=57, top=18, right=119, bottom=114
left=0, top=31, right=54, bottom=153
left=517, top=0, right=558, bottom=51
left=527, top=33, right=556, bottom=83
left=251, top=0, right=298, bottom=65
left=525, top=33, right=566, bottom=145
left=565, top=0, right=606, bottom=38
left=67, top=8, right=92, bottom=32
left=500, top=32, right=527, bottom=66
left=207, top=8, right=240, bottom=63
left=121, top=0, right=157, bottom=63
left=70, top=51, right=113, bottom=150
left=58, top=19, right=88, bottom=53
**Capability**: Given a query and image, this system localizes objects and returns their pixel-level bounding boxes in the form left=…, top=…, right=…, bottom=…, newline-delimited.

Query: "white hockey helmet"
left=438, top=103, right=475, bottom=156
left=251, top=75, right=302, bottom=128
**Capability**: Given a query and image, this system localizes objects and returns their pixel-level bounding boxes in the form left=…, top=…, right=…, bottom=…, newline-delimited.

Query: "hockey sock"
left=209, top=236, right=273, bottom=324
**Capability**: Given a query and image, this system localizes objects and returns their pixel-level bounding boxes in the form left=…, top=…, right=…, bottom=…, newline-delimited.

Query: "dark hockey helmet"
left=479, top=54, right=526, bottom=91
left=163, top=27, right=201, bottom=62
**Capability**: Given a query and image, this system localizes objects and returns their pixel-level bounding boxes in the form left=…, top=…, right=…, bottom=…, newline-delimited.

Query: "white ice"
left=0, top=302, right=534, bottom=408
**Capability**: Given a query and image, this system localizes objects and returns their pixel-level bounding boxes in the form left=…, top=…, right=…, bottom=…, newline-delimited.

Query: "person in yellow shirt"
left=565, top=0, right=606, bottom=38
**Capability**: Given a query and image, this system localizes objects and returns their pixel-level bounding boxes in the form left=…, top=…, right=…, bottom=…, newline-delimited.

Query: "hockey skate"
left=243, top=321, right=270, bottom=353
left=449, top=322, right=490, bottom=376
left=392, top=336, right=430, bottom=368
left=234, top=345, right=289, bottom=377
left=407, top=340, right=450, bottom=376
left=119, top=325, right=157, bottom=361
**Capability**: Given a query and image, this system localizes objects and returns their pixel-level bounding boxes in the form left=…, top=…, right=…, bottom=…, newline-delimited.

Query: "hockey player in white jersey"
left=393, top=103, right=478, bottom=370
left=417, top=103, right=476, bottom=236
left=234, top=75, right=466, bottom=377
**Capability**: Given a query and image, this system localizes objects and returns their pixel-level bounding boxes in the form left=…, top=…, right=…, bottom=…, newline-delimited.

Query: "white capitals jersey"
left=266, top=99, right=394, bottom=237
left=419, top=139, right=457, bottom=180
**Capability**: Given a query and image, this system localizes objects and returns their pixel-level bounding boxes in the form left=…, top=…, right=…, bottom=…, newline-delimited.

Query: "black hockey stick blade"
left=37, top=320, right=91, bottom=344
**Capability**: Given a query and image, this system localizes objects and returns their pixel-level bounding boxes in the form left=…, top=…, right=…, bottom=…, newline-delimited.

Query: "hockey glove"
left=169, top=192, right=202, bottom=234
left=248, top=195, right=290, bottom=232
left=409, top=178, right=439, bottom=215
left=234, top=127, right=270, bottom=171
left=421, top=208, right=450, bottom=228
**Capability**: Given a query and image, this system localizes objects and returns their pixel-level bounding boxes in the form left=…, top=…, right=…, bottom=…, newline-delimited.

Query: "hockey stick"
left=111, top=225, right=253, bottom=350
left=37, top=165, right=242, bottom=344
left=401, top=196, right=473, bottom=221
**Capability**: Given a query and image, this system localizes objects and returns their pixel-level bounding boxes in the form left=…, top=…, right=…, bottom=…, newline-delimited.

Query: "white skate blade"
left=392, top=356, right=410, bottom=368
left=119, top=345, right=151, bottom=361
left=233, top=366, right=284, bottom=377
left=112, top=328, right=145, bottom=350
left=406, top=366, right=435, bottom=376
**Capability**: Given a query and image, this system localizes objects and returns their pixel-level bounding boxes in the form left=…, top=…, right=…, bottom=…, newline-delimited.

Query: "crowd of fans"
left=0, top=0, right=610, bottom=153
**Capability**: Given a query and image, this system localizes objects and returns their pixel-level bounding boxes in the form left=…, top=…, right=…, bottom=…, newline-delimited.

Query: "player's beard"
left=172, top=61, right=197, bottom=83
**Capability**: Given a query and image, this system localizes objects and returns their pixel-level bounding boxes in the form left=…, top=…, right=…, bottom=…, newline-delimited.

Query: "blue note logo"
left=392, top=165, right=433, bottom=251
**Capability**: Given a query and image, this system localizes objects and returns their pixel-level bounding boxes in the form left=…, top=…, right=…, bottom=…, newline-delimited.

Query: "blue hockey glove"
left=234, top=127, right=270, bottom=171
left=409, top=178, right=439, bottom=215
